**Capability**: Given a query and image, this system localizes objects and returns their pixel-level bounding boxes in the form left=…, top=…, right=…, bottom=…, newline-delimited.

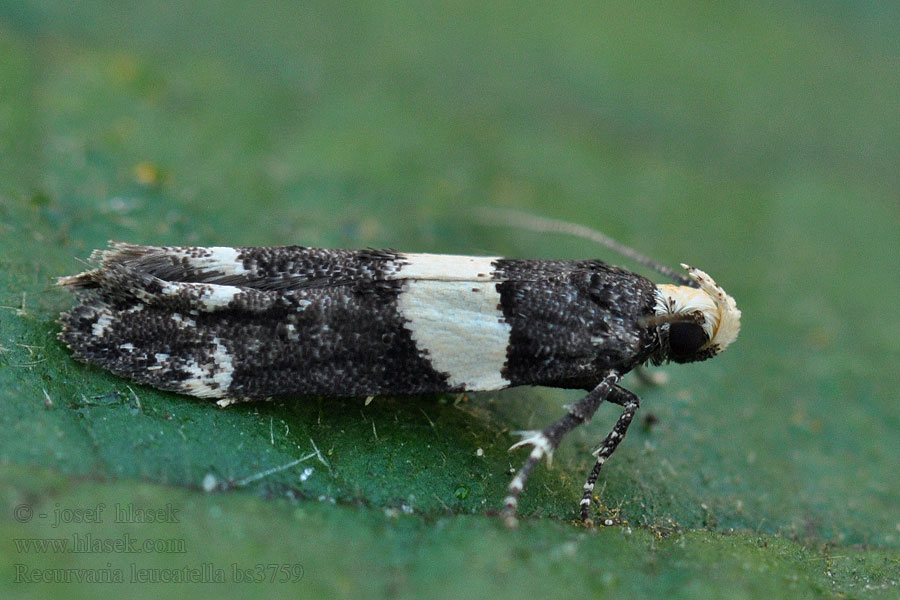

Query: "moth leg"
left=501, top=372, right=620, bottom=527
left=579, top=385, right=640, bottom=523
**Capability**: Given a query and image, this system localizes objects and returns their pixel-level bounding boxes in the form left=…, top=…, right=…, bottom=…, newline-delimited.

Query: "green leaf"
left=1, top=1, right=899, bottom=598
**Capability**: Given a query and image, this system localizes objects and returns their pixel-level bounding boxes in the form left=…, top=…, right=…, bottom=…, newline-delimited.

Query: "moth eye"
left=668, top=321, right=708, bottom=360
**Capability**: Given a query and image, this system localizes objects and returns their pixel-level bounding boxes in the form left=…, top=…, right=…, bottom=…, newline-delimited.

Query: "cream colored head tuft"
left=655, top=264, right=741, bottom=357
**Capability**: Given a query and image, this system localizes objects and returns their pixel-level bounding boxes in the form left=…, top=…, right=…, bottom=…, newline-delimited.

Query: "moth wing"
left=58, top=243, right=403, bottom=292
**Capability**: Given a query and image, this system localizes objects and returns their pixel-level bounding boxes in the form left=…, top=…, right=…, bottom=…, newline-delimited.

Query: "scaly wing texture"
left=59, top=244, right=658, bottom=401
left=58, top=244, right=450, bottom=400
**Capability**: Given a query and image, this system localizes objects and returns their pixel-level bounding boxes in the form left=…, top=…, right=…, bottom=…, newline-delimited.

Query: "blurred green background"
left=1, top=1, right=899, bottom=598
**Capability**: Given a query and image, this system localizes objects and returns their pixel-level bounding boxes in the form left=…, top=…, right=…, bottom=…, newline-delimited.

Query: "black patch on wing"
left=493, top=259, right=658, bottom=387
left=224, top=279, right=453, bottom=397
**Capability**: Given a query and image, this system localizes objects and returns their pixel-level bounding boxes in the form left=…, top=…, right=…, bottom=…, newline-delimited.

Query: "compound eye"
left=668, top=321, right=708, bottom=360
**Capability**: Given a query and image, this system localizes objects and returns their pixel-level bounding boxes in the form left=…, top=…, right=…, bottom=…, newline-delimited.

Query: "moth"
left=58, top=211, right=741, bottom=525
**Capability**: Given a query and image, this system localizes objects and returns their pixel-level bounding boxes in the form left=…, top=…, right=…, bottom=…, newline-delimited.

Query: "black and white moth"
left=58, top=218, right=740, bottom=525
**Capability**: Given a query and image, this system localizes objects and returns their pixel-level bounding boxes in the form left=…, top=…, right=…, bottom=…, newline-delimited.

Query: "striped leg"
left=579, top=385, right=640, bottom=523
left=501, top=372, right=620, bottom=527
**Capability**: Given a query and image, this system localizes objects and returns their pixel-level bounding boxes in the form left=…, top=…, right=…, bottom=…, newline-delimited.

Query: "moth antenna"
left=476, top=207, right=695, bottom=287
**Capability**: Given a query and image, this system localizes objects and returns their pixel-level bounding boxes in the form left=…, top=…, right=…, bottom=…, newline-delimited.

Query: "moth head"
left=652, top=264, right=741, bottom=363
